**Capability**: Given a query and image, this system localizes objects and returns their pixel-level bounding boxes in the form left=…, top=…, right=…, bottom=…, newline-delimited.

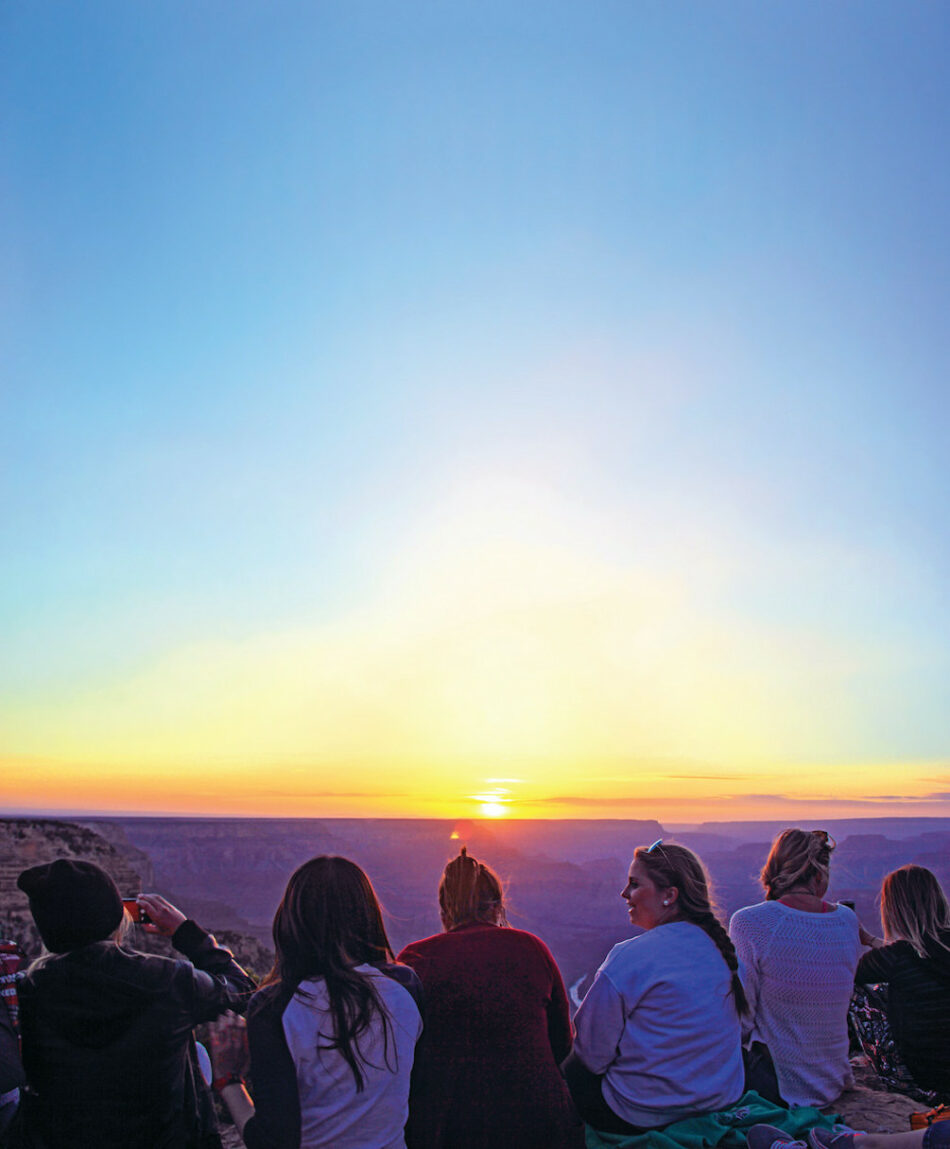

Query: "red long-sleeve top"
left=397, top=921, right=583, bottom=1149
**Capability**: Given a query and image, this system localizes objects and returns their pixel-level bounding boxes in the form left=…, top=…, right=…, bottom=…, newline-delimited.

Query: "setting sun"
left=479, top=803, right=508, bottom=819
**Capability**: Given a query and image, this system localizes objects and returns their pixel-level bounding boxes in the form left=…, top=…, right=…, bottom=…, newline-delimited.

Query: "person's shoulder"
left=599, top=934, right=646, bottom=970
left=373, top=960, right=422, bottom=991
left=248, top=980, right=303, bottom=1027
left=25, top=943, right=181, bottom=1005
left=496, top=926, right=564, bottom=967
left=396, top=931, right=444, bottom=964
left=501, top=925, right=552, bottom=950
left=669, top=919, right=718, bottom=946
left=873, top=938, right=914, bottom=959
left=92, top=941, right=185, bottom=987
left=830, top=903, right=860, bottom=932
left=371, top=961, right=425, bottom=1012
left=730, top=900, right=774, bottom=924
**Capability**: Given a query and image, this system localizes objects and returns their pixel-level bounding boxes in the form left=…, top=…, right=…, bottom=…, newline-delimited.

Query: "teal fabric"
left=584, top=1090, right=840, bottom=1149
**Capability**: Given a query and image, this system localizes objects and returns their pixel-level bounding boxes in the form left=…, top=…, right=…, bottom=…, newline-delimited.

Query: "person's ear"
left=662, top=887, right=679, bottom=908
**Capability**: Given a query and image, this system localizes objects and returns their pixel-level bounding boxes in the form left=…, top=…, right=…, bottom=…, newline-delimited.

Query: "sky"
left=1, top=1, right=948, bottom=822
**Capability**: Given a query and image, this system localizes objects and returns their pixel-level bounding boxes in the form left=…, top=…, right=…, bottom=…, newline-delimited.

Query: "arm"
left=858, top=924, right=884, bottom=949
left=855, top=941, right=902, bottom=986
left=139, top=893, right=256, bottom=1019
left=238, top=988, right=302, bottom=1149
left=543, top=949, right=574, bottom=1065
left=207, top=1014, right=257, bottom=1140
left=728, top=912, right=760, bottom=1042
left=572, top=969, right=625, bottom=1075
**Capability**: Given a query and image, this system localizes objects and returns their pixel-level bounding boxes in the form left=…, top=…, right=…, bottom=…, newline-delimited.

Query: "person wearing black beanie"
left=17, top=859, right=124, bottom=953
left=14, top=857, right=256, bottom=1149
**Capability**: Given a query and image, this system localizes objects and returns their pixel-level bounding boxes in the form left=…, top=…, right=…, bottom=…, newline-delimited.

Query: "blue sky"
left=1, top=2, right=948, bottom=817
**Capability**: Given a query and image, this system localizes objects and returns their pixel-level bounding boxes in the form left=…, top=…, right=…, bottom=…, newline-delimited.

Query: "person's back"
left=16, top=860, right=253, bottom=1149
left=245, top=963, right=422, bottom=1149
left=856, top=928, right=950, bottom=1093
left=214, top=856, right=426, bottom=1149
left=854, top=866, right=950, bottom=1097
left=21, top=940, right=224, bottom=1149
left=730, top=899, right=861, bottom=1105
left=396, top=850, right=581, bottom=1149
left=573, top=922, right=744, bottom=1127
left=729, top=828, right=862, bottom=1107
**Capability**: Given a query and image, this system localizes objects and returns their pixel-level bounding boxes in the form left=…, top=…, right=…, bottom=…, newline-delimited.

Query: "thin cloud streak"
left=526, top=792, right=950, bottom=809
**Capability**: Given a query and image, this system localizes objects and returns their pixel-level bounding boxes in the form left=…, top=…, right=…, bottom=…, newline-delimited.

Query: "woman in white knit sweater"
left=729, top=829, right=864, bottom=1108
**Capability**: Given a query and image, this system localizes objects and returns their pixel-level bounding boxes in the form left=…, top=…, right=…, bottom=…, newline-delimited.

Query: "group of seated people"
left=0, top=827, right=947, bottom=1149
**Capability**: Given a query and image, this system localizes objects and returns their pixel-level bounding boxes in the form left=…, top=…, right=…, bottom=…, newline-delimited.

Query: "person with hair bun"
left=396, top=847, right=582, bottom=1149
left=567, top=841, right=746, bottom=1134
left=729, top=829, right=864, bottom=1108
left=851, top=864, right=950, bottom=1101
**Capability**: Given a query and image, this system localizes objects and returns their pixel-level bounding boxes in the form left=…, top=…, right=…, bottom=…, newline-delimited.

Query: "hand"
left=208, top=1012, right=251, bottom=1081
left=137, top=893, right=188, bottom=937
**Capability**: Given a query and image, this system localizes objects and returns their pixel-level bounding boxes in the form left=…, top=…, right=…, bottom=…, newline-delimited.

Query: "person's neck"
left=778, top=888, right=827, bottom=913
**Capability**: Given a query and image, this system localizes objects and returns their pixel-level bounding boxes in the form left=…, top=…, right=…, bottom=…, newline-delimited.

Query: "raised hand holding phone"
left=135, top=894, right=188, bottom=936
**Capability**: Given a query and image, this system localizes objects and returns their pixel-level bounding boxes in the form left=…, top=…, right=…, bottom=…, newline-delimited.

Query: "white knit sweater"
left=729, top=900, right=862, bottom=1107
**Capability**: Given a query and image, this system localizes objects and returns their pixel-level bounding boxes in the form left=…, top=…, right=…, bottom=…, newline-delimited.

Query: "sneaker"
left=747, top=1125, right=808, bottom=1149
left=809, top=1125, right=862, bottom=1149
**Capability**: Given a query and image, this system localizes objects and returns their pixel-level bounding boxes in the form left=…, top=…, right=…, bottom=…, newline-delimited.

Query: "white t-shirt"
left=573, top=920, right=745, bottom=1128
left=282, top=965, right=423, bottom=1149
left=729, top=900, right=862, bottom=1107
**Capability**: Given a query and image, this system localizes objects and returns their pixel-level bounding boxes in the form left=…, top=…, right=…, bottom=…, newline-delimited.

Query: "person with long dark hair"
left=396, top=847, right=583, bottom=1149
left=851, top=864, right=950, bottom=1101
left=729, top=829, right=863, bottom=1107
left=213, top=856, right=423, bottom=1149
left=565, top=841, right=746, bottom=1134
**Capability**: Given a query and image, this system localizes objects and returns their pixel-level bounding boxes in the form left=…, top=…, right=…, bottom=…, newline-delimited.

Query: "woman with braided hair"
left=729, top=829, right=864, bottom=1108
left=566, top=841, right=746, bottom=1134
left=396, top=847, right=583, bottom=1149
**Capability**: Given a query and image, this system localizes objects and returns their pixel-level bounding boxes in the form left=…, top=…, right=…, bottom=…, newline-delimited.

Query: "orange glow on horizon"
left=1, top=754, right=949, bottom=824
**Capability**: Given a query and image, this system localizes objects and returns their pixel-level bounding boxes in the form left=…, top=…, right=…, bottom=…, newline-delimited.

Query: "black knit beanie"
left=17, top=859, right=124, bottom=953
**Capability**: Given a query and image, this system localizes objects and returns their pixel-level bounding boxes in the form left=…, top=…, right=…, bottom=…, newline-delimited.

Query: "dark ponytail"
left=634, top=842, right=748, bottom=1016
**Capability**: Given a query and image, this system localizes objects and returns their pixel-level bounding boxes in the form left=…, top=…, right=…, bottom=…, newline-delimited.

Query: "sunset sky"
left=2, top=2, right=948, bottom=822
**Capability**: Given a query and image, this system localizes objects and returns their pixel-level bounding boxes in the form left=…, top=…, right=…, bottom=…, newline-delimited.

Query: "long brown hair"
left=634, top=841, right=748, bottom=1015
left=439, top=847, right=507, bottom=930
left=760, top=828, right=834, bottom=900
left=880, top=864, right=950, bottom=959
left=258, top=856, right=395, bottom=1089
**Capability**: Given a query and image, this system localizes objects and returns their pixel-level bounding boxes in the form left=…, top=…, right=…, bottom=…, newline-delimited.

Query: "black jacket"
left=17, top=921, right=254, bottom=1149
left=856, top=927, right=950, bottom=1092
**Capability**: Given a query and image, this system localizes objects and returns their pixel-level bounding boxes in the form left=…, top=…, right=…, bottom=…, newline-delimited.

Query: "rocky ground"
left=831, top=1057, right=927, bottom=1133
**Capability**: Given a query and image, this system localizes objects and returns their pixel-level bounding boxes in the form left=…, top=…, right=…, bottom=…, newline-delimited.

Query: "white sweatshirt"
left=574, top=921, right=745, bottom=1128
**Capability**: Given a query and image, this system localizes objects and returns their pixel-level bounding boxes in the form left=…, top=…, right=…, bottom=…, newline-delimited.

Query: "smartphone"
left=122, top=898, right=151, bottom=924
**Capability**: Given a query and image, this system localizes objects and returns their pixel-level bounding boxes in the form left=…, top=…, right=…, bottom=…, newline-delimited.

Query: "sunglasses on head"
left=811, top=829, right=836, bottom=849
